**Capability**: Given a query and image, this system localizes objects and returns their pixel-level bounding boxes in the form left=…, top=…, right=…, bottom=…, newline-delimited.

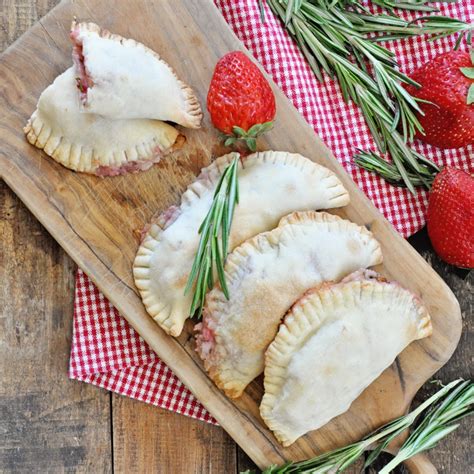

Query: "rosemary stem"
left=185, top=156, right=240, bottom=317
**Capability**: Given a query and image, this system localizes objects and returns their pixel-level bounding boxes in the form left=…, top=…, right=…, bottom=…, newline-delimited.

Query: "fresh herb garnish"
left=245, top=379, right=472, bottom=473
left=259, top=0, right=472, bottom=192
left=379, top=379, right=474, bottom=473
left=185, top=156, right=240, bottom=318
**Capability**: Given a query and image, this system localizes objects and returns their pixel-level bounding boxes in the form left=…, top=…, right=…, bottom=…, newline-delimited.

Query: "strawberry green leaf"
left=232, top=126, right=247, bottom=137
left=259, top=121, right=274, bottom=133
left=246, top=137, right=257, bottom=152
left=247, top=123, right=263, bottom=137
left=460, top=67, right=474, bottom=79
left=222, top=121, right=274, bottom=152
left=467, top=84, right=474, bottom=105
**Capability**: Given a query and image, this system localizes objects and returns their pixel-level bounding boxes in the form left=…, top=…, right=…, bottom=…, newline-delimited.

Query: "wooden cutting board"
left=0, top=0, right=462, bottom=468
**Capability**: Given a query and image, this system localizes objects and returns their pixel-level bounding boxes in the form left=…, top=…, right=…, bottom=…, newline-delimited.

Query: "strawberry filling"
left=70, top=28, right=93, bottom=103
left=95, top=159, right=156, bottom=177
left=158, top=205, right=181, bottom=229
left=195, top=318, right=217, bottom=361
left=95, top=146, right=165, bottom=177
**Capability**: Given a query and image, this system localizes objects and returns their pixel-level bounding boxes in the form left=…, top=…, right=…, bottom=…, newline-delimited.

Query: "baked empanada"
left=71, top=21, right=202, bottom=128
left=24, top=68, right=182, bottom=176
left=133, top=151, right=349, bottom=336
left=196, top=212, right=383, bottom=398
left=260, top=270, right=432, bottom=446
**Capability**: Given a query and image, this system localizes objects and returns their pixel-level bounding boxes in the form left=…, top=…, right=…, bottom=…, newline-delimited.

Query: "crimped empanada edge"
left=24, top=109, right=182, bottom=175
left=72, top=20, right=203, bottom=129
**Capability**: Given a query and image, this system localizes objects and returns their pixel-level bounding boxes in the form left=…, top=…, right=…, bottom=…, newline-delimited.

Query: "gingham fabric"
left=69, top=1, right=473, bottom=422
left=70, top=269, right=217, bottom=423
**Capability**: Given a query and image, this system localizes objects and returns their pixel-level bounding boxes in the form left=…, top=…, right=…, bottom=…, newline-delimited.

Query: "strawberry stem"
left=222, top=121, right=274, bottom=152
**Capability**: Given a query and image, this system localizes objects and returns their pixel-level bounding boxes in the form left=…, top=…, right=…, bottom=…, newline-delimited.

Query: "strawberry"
left=207, top=51, right=276, bottom=151
left=404, top=50, right=474, bottom=149
left=427, top=167, right=474, bottom=268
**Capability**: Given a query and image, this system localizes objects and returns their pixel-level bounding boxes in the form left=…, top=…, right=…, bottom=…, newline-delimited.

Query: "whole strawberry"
left=427, top=167, right=474, bottom=268
left=404, top=50, right=474, bottom=149
left=207, top=51, right=276, bottom=151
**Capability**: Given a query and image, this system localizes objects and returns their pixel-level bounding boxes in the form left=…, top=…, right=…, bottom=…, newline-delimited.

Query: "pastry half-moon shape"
left=260, top=270, right=432, bottom=446
left=133, top=151, right=349, bottom=336
left=195, top=211, right=383, bottom=398
left=24, top=68, right=182, bottom=176
left=71, top=21, right=202, bottom=128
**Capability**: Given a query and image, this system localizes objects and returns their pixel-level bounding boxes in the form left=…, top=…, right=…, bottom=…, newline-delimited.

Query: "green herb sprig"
left=379, top=379, right=474, bottom=473
left=185, top=156, right=240, bottom=317
left=367, top=0, right=440, bottom=13
left=260, top=0, right=472, bottom=191
left=245, top=379, right=472, bottom=474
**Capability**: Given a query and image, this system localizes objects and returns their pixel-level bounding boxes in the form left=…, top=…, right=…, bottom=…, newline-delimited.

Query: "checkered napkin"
left=69, top=1, right=473, bottom=422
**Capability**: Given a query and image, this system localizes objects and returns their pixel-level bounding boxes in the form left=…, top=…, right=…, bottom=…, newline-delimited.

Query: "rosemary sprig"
left=261, top=0, right=472, bottom=191
left=247, top=379, right=472, bottom=474
left=368, top=0, right=440, bottom=13
left=343, top=0, right=458, bottom=14
left=379, top=380, right=474, bottom=473
left=184, top=156, right=239, bottom=318
left=354, top=149, right=438, bottom=187
left=345, top=12, right=472, bottom=43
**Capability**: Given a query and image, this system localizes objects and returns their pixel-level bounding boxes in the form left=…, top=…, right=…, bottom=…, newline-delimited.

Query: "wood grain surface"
left=0, top=178, right=112, bottom=472
left=0, top=0, right=463, bottom=467
left=0, top=1, right=471, bottom=472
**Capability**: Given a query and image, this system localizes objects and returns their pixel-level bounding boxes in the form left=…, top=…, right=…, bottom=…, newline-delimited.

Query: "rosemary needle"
left=184, top=156, right=240, bottom=318
left=378, top=380, right=474, bottom=473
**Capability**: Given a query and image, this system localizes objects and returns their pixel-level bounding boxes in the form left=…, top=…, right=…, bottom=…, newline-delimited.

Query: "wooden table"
left=0, top=2, right=472, bottom=472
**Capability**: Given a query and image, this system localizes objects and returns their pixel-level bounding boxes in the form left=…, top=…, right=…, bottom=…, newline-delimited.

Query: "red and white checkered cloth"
left=69, top=1, right=473, bottom=423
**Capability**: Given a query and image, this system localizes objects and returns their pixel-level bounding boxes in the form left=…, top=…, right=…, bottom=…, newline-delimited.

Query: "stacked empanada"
left=196, top=211, right=383, bottom=398
left=25, top=21, right=201, bottom=175
left=132, top=143, right=431, bottom=445
left=186, top=165, right=431, bottom=444
left=133, top=151, right=349, bottom=336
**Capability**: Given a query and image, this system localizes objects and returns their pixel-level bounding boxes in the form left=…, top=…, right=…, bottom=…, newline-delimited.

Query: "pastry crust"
left=196, top=211, right=383, bottom=398
left=260, top=270, right=432, bottom=446
left=71, top=21, right=202, bottom=129
left=24, top=67, right=182, bottom=176
left=133, top=151, right=350, bottom=336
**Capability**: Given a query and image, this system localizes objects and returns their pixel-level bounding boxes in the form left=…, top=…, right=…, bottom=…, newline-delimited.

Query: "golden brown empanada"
left=24, top=68, right=182, bottom=176
left=260, top=270, right=432, bottom=446
left=71, top=21, right=202, bottom=128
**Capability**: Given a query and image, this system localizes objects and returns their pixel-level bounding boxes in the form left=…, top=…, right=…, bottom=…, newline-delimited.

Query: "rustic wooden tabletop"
left=0, top=1, right=472, bottom=473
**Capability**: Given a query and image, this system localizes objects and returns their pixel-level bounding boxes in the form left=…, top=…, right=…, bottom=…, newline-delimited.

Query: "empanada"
left=260, top=270, right=432, bottom=446
left=71, top=21, right=202, bottom=128
left=24, top=67, right=182, bottom=176
left=133, top=151, right=349, bottom=336
left=196, top=211, right=383, bottom=398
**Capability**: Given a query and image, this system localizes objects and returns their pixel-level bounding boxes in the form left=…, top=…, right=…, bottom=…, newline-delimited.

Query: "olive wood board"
left=0, top=0, right=462, bottom=469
